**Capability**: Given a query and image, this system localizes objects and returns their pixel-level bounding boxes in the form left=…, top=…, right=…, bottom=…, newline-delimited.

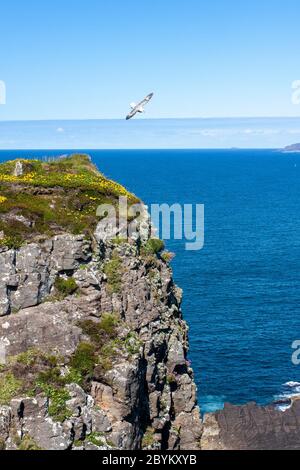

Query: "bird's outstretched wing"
left=126, top=93, right=154, bottom=120
left=126, top=109, right=137, bottom=120
left=137, top=93, right=154, bottom=109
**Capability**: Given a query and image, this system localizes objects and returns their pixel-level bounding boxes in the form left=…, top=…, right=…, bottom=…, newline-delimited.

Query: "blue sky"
left=0, top=118, right=300, bottom=149
left=0, top=0, right=300, bottom=121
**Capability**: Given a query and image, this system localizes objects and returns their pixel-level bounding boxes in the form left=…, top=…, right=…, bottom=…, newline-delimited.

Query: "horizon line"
left=0, top=116, right=300, bottom=124
left=0, top=147, right=286, bottom=152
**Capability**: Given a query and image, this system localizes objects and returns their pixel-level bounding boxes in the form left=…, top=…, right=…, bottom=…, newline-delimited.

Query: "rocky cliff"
left=0, top=155, right=202, bottom=451
left=200, top=400, right=300, bottom=450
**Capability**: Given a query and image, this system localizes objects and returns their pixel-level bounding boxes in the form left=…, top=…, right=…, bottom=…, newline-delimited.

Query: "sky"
left=0, top=118, right=300, bottom=150
left=0, top=0, right=300, bottom=122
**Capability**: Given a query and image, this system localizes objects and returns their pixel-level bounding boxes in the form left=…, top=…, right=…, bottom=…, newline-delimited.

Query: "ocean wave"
left=284, top=381, right=300, bottom=388
left=273, top=381, right=300, bottom=411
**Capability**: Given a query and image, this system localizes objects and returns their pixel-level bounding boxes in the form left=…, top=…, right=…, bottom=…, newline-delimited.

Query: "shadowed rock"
left=201, top=401, right=300, bottom=450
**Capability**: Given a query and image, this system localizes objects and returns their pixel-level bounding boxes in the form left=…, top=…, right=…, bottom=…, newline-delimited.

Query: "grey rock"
left=13, top=161, right=24, bottom=177
left=0, top=406, right=11, bottom=441
left=200, top=400, right=300, bottom=450
left=0, top=219, right=202, bottom=450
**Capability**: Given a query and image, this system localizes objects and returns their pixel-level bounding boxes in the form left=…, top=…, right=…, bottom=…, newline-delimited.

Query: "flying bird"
left=126, top=92, right=154, bottom=120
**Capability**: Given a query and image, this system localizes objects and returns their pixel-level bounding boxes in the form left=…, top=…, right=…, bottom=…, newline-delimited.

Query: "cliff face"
left=0, top=156, right=202, bottom=451
left=200, top=401, right=300, bottom=450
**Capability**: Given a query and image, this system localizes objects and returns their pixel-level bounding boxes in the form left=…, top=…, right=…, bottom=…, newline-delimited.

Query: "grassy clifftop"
left=0, top=154, right=138, bottom=248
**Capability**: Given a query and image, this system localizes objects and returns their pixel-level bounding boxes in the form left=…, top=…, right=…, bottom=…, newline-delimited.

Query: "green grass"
left=124, top=332, right=142, bottom=355
left=35, top=366, right=64, bottom=388
left=78, top=313, right=119, bottom=343
left=0, top=372, right=22, bottom=404
left=69, top=342, right=96, bottom=377
left=98, top=312, right=119, bottom=336
left=42, top=386, right=72, bottom=422
left=86, top=432, right=106, bottom=447
left=76, top=313, right=141, bottom=381
left=103, top=254, right=123, bottom=294
left=0, top=311, right=143, bottom=416
left=74, top=315, right=120, bottom=380
left=18, top=435, right=42, bottom=451
left=4, top=348, right=72, bottom=422
left=142, top=427, right=156, bottom=448
left=73, top=439, right=84, bottom=448
left=161, top=251, right=175, bottom=263
left=111, top=236, right=128, bottom=245
left=141, top=238, right=165, bottom=256
left=63, top=367, right=83, bottom=386
left=9, top=348, right=59, bottom=368
left=0, top=234, right=23, bottom=249
left=0, top=154, right=139, bottom=247
left=54, top=276, right=78, bottom=299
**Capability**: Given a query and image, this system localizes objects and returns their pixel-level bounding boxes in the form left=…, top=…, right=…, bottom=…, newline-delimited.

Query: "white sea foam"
left=276, top=402, right=292, bottom=412
left=273, top=381, right=300, bottom=412
left=284, top=381, right=300, bottom=388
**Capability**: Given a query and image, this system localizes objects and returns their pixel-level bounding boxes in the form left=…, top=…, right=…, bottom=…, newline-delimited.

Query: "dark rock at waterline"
left=201, top=400, right=300, bottom=450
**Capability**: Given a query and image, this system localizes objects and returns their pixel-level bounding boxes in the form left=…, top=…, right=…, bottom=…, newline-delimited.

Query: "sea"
left=1, top=147, right=300, bottom=414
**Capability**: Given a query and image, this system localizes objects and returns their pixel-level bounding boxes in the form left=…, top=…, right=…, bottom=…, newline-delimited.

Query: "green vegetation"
left=73, top=439, right=84, bottom=448
left=0, top=154, right=139, bottom=247
left=9, top=348, right=60, bottom=372
left=69, top=342, right=96, bottom=377
left=103, top=254, right=123, bottom=293
left=0, top=372, right=22, bottom=404
left=141, top=238, right=165, bottom=256
left=14, top=351, right=72, bottom=422
left=167, top=373, right=177, bottom=386
left=0, top=312, right=143, bottom=416
left=0, top=234, right=23, bottom=250
left=98, top=312, right=119, bottom=336
left=9, top=348, right=42, bottom=367
left=124, top=332, right=142, bottom=355
left=111, top=236, right=128, bottom=245
left=0, top=438, right=5, bottom=450
left=63, top=367, right=83, bottom=386
left=0, top=349, right=71, bottom=422
left=54, top=276, right=78, bottom=299
left=64, top=312, right=123, bottom=385
left=78, top=313, right=118, bottom=343
left=76, top=314, right=119, bottom=380
left=161, top=251, right=175, bottom=263
left=35, top=365, right=64, bottom=388
left=18, top=435, right=42, bottom=451
left=98, top=338, right=123, bottom=373
left=76, top=313, right=141, bottom=381
left=86, top=432, right=106, bottom=447
left=44, top=386, right=72, bottom=422
left=0, top=155, right=136, bottom=197
left=142, top=427, right=155, bottom=448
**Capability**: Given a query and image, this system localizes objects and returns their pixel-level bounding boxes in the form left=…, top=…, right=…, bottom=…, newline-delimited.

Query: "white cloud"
left=242, top=128, right=280, bottom=136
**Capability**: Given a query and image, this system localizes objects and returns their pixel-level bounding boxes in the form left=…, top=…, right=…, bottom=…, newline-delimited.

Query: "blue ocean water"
left=1, top=148, right=300, bottom=413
